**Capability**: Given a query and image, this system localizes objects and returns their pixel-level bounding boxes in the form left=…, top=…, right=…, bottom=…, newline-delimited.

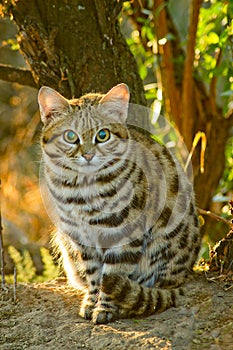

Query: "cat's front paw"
left=92, top=307, right=118, bottom=324
left=79, top=303, right=95, bottom=320
left=79, top=292, right=97, bottom=320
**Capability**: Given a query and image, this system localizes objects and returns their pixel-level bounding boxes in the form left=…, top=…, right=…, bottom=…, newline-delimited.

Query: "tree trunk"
left=2, top=0, right=149, bottom=127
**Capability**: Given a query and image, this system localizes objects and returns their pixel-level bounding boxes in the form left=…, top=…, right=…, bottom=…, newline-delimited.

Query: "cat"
left=38, top=83, right=200, bottom=324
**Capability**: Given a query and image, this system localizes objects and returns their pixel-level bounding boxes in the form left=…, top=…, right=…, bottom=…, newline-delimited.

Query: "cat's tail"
left=102, top=273, right=183, bottom=318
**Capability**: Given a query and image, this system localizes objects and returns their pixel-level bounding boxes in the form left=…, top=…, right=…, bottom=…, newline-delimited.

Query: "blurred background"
left=0, top=1, right=232, bottom=281
left=0, top=18, right=54, bottom=279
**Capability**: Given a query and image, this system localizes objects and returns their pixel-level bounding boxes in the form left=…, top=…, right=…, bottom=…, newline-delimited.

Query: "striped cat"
left=38, top=83, right=200, bottom=324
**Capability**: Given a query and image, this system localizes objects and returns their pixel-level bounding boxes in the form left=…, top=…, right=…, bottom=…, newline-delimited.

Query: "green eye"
left=63, top=130, right=79, bottom=144
left=96, top=129, right=110, bottom=143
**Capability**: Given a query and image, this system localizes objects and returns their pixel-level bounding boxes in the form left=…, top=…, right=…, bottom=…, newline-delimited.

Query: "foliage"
left=1, top=246, right=60, bottom=283
left=122, top=2, right=157, bottom=101
left=2, top=38, right=19, bottom=51
left=215, top=136, right=233, bottom=219
left=123, top=0, right=233, bottom=216
left=223, top=138, right=233, bottom=193
left=39, top=247, right=60, bottom=281
left=123, top=0, right=233, bottom=113
left=195, top=0, right=233, bottom=114
left=7, top=245, right=36, bottom=282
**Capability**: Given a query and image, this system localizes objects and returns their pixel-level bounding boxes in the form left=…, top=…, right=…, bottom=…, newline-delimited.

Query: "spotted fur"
left=38, top=83, right=200, bottom=324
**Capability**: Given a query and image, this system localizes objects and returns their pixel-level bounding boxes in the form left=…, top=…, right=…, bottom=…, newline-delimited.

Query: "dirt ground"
left=0, top=274, right=232, bottom=350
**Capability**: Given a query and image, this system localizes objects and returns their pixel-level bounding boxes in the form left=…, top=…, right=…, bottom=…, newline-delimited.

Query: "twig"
left=206, top=274, right=227, bottom=281
left=0, top=179, right=7, bottom=290
left=225, top=285, right=233, bottom=292
left=13, top=267, right=17, bottom=303
left=197, top=207, right=233, bottom=228
left=184, top=131, right=207, bottom=174
left=0, top=224, right=5, bottom=289
left=137, top=0, right=143, bottom=8
left=205, top=271, right=233, bottom=292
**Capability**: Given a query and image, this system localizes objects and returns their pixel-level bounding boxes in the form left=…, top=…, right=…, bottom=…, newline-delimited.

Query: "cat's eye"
left=96, top=129, right=110, bottom=143
left=63, top=130, right=79, bottom=144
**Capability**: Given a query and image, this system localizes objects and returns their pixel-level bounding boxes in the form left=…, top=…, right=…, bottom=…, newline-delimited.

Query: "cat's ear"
left=38, top=86, right=71, bottom=125
left=100, top=83, right=130, bottom=123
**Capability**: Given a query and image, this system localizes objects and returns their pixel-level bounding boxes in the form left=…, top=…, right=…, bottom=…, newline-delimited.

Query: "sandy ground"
left=0, top=274, right=232, bottom=350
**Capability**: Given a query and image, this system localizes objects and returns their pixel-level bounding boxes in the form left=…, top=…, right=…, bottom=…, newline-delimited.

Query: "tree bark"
left=1, top=0, right=147, bottom=113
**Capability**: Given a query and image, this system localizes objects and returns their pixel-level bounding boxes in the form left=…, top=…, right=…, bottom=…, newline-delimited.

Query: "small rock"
left=211, top=329, right=220, bottom=338
left=178, top=307, right=190, bottom=316
left=191, top=306, right=200, bottom=314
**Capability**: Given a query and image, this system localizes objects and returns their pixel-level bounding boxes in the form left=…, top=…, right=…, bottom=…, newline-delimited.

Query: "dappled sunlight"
left=1, top=275, right=232, bottom=349
left=88, top=325, right=172, bottom=349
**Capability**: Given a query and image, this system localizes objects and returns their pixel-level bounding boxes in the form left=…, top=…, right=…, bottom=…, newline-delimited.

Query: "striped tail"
left=102, top=273, right=183, bottom=319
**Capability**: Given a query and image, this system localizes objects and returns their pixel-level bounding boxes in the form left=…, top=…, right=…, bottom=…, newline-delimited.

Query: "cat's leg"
left=91, top=267, right=121, bottom=324
left=92, top=248, right=137, bottom=324
left=78, top=248, right=102, bottom=320
left=54, top=233, right=102, bottom=319
left=79, top=267, right=101, bottom=320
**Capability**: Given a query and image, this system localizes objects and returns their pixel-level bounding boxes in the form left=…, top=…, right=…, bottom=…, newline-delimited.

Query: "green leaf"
left=139, top=64, right=148, bottom=80
left=207, top=31, right=219, bottom=44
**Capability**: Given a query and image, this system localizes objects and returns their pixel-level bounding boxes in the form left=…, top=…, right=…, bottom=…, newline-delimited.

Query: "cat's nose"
left=82, top=153, right=95, bottom=162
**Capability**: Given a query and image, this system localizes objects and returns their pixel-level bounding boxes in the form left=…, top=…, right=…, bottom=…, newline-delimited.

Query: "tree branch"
left=197, top=207, right=233, bottom=228
left=0, top=64, right=37, bottom=88
left=153, top=0, right=181, bottom=127
left=181, top=0, right=202, bottom=149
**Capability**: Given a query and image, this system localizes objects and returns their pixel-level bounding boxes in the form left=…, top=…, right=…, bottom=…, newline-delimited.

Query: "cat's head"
left=38, top=84, right=130, bottom=174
